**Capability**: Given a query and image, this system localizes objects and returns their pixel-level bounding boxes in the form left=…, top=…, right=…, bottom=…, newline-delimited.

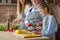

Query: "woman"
left=30, top=0, right=43, bottom=24
left=25, top=0, right=43, bottom=31
left=10, top=0, right=32, bottom=30
left=10, top=0, right=26, bottom=30
left=38, top=2, right=58, bottom=40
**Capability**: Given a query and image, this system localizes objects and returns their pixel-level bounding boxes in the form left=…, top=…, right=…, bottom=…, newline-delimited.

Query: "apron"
left=19, top=13, right=27, bottom=30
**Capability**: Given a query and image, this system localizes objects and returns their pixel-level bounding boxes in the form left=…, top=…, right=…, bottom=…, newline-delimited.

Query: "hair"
left=39, top=2, right=50, bottom=11
left=38, top=2, right=53, bottom=15
left=19, top=0, right=32, bottom=13
left=19, top=0, right=26, bottom=13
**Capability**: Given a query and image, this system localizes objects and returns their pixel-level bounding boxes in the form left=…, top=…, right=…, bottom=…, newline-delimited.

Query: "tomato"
left=3, top=30, right=8, bottom=32
left=26, top=23, right=31, bottom=27
left=9, top=27, right=13, bottom=32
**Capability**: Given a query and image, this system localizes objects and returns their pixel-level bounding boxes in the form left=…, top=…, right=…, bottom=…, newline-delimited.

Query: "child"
left=38, top=2, right=58, bottom=40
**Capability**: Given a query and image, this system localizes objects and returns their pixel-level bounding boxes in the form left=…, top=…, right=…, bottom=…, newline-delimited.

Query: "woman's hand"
left=35, top=26, right=42, bottom=30
left=10, top=22, right=14, bottom=25
left=31, top=31, right=42, bottom=34
left=35, top=21, right=43, bottom=26
left=4, top=22, right=8, bottom=26
left=17, top=18, right=21, bottom=23
left=17, top=18, right=25, bottom=23
left=34, top=22, right=42, bottom=31
left=26, top=22, right=31, bottom=27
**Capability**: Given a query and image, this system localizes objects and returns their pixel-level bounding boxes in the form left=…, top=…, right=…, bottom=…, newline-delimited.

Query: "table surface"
left=0, top=31, right=50, bottom=40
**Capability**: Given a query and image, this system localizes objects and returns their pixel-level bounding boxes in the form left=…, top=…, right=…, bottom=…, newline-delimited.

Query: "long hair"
left=19, top=0, right=32, bottom=13
left=19, top=0, right=26, bottom=13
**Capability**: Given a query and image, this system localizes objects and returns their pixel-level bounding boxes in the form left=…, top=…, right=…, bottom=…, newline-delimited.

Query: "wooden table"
left=0, top=31, right=50, bottom=40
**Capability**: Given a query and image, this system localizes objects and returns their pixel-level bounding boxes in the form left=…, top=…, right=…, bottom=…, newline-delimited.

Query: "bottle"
left=7, top=19, right=10, bottom=30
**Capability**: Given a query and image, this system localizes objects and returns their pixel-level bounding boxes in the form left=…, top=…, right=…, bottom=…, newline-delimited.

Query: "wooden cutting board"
left=13, top=33, right=42, bottom=38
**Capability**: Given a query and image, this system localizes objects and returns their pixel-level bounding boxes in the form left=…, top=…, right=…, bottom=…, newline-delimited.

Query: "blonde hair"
left=19, top=0, right=32, bottom=13
left=17, top=0, right=32, bottom=17
left=19, top=0, right=26, bottom=13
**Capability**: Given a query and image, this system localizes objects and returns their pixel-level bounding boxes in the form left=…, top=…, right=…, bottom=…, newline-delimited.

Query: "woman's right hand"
left=17, top=18, right=24, bottom=23
left=10, top=22, right=14, bottom=25
left=4, top=22, right=8, bottom=26
left=26, top=22, right=31, bottom=27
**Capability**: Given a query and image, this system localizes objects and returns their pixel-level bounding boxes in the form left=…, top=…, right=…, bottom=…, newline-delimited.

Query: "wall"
left=55, top=0, right=60, bottom=5
left=54, top=5, right=60, bottom=40
left=54, top=5, right=60, bottom=24
left=0, top=5, right=17, bottom=23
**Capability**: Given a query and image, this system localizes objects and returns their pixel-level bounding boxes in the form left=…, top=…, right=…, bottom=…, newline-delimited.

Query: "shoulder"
left=48, top=15, right=56, bottom=22
left=49, top=15, right=55, bottom=19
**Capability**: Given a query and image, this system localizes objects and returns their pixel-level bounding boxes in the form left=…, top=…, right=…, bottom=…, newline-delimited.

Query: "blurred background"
left=0, top=0, right=60, bottom=40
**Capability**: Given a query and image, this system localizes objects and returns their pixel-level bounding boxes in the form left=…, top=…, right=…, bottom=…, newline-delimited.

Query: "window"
left=11, top=0, right=17, bottom=3
left=0, top=0, right=8, bottom=3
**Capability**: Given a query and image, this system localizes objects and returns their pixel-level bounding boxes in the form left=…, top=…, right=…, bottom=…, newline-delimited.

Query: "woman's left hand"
left=31, top=31, right=42, bottom=34
left=35, top=26, right=42, bottom=30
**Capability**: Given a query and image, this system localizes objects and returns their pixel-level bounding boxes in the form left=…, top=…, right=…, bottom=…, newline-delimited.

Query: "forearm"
left=20, top=18, right=25, bottom=21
